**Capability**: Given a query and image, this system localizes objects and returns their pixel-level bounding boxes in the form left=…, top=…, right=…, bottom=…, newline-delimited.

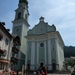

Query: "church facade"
left=11, top=0, right=65, bottom=71
left=25, top=17, right=65, bottom=71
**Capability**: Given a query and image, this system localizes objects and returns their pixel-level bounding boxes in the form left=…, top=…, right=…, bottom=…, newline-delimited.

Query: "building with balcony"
left=0, top=22, right=21, bottom=72
left=0, top=22, right=12, bottom=72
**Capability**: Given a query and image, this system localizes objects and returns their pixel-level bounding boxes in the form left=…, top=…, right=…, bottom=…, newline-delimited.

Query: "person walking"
left=41, top=66, right=47, bottom=75
left=37, top=62, right=44, bottom=75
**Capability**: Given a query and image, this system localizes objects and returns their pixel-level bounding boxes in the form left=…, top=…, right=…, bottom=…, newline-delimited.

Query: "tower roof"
left=19, top=0, right=28, bottom=4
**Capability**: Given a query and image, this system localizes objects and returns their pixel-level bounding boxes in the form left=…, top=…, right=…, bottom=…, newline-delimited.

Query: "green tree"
left=66, top=59, right=74, bottom=66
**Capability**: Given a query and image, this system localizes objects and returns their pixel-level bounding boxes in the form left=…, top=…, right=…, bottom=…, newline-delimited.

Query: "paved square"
left=48, top=74, right=71, bottom=75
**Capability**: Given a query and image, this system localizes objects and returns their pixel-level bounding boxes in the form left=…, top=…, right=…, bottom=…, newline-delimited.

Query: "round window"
left=40, top=43, right=44, bottom=47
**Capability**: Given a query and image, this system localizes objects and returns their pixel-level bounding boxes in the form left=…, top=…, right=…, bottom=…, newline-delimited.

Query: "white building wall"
left=0, top=30, right=12, bottom=60
left=25, top=41, right=28, bottom=66
left=0, top=29, right=12, bottom=70
left=55, top=39, right=60, bottom=70
left=55, top=38, right=64, bottom=70
left=26, top=33, right=64, bottom=71
left=7, top=38, right=13, bottom=60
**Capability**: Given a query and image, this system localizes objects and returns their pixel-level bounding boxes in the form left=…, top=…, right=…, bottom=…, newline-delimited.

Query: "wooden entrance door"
left=52, top=63, right=56, bottom=70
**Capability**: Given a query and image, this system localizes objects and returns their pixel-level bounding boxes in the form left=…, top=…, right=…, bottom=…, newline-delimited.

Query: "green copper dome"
left=19, top=0, right=28, bottom=4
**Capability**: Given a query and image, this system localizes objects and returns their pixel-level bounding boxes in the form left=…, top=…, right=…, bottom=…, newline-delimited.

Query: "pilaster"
left=55, top=39, right=59, bottom=70
left=37, top=41, right=39, bottom=68
left=25, top=41, right=28, bottom=66
left=31, top=41, right=35, bottom=70
left=48, top=39, right=52, bottom=70
left=44, top=41, right=46, bottom=65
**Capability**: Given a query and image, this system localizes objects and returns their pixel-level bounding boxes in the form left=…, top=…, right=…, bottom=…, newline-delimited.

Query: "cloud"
left=0, top=0, right=75, bottom=46
left=29, top=0, right=75, bottom=46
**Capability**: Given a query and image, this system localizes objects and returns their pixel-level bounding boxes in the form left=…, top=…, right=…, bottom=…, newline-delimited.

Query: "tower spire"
left=13, top=0, right=29, bottom=22
left=19, top=0, right=28, bottom=4
left=12, top=0, right=29, bottom=71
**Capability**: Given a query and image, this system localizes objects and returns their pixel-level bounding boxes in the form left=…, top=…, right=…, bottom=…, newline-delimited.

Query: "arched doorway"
left=27, top=60, right=30, bottom=70
left=52, top=59, right=56, bottom=70
left=27, top=63, right=30, bottom=70
left=38, top=61, right=44, bottom=74
left=40, top=62, right=44, bottom=67
left=52, top=63, right=56, bottom=70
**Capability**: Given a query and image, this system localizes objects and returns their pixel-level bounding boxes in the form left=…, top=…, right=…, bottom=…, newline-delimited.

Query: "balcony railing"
left=12, top=47, right=19, bottom=53
left=11, top=57, right=18, bottom=64
left=0, top=49, right=5, bottom=57
left=13, top=39, right=21, bottom=46
left=0, top=49, right=5, bottom=54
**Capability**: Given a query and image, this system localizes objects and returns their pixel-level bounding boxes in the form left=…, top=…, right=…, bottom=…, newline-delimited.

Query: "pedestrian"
left=36, top=62, right=44, bottom=75
left=42, top=66, right=47, bottom=75
left=41, top=70, right=45, bottom=75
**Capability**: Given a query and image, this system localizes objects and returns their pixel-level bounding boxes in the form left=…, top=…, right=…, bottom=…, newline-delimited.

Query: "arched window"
left=18, top=12, right=21, bottom=19
left=40, top=43, right=44, bottom=47
left=25, top=14, right=27, bottom=20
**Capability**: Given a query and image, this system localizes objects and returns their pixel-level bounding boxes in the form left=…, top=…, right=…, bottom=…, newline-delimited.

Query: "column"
left=25, top=41, right=28, bottom=66
left=48, top=39, right=52, bottom=70
left=31, top=41, right=35, bottom=70
left=37, top=41, right=39, bottom=68
left=44, top=41, right=46, bottom=65
left=55, top=39, right=59, bottom=70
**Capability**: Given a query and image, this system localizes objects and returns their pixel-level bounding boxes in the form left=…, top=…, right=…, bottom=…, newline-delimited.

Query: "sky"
left=0, top=0, right=75, bottom=46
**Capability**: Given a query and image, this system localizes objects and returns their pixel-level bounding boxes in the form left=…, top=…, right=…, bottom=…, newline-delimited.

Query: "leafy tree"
left=65, top=59, right=74, bottom=66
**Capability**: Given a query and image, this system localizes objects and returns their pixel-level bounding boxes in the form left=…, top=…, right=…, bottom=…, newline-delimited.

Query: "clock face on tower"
left=40, top=43, right=44, bottom=47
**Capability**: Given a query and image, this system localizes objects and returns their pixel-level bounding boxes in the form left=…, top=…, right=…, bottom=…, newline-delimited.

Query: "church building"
left=11, top=0, right=65, bottom=71
left=25, top=17, right=65, bottom=71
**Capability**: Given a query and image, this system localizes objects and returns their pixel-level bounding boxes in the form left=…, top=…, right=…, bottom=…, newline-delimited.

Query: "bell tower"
left=12, top=0, right=30, bottom=70
left=15, top=0, right=29, bottom=21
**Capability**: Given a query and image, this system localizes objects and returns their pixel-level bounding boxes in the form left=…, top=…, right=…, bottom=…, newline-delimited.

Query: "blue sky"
left=0, top=0, right=75, bottom=46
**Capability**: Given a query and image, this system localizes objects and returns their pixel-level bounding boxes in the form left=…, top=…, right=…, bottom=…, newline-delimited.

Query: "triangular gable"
left=28, top=17, right=56, bottom=36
